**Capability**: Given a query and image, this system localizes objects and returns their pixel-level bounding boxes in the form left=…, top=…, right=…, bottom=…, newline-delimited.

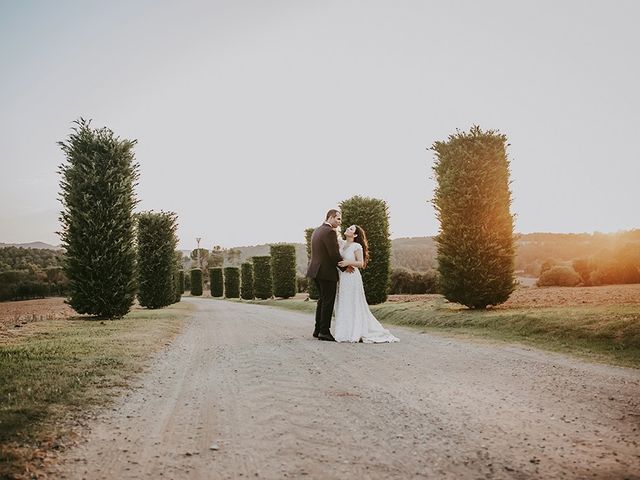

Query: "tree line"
left=57, top=119, right=181, bottom=317
left=10, top=122, right=634, bottom=311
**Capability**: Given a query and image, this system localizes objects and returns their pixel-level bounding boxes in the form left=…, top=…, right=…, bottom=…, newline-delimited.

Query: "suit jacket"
left=306, top=224, right=342, bottom=282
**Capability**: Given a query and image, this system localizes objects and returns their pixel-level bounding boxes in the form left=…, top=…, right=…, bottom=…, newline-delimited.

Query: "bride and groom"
left=306, top=209, right=399, bottom=343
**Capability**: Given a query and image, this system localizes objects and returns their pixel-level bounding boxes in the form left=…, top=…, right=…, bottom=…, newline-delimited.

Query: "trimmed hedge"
left=241, top=262, right=254, bottom=300
left=390, top=268, right=438, bottom=294
left=431, top=125, right=516, bottom=309
left=178, top=269, right=185, bottom=293
left=304, top=227, right=319, bottom=299
left=270, top=244, right=297, bottom=299
left=175, top=270, right=184, bottom=303
left=252, top=256, right=273, bottom=299
left=340, top=196, right=392, bottom=305
left=58, top=118, right=139, bottom=318
left=136, top=211, right=179, bottom=309
left=224, top=267, right=240, bottom=298
left=190, top=268, right=203, bottom=296
left=0, top=273, right=50, bottom=301
left=209, top=267, right=224, bottom=297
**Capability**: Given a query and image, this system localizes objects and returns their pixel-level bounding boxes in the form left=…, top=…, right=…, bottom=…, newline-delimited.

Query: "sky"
left=1, top=0, right=638, bottom=250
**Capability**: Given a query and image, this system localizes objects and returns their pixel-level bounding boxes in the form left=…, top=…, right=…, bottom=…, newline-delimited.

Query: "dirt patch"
left=388, top=283, right=640, bottom=308
left=0, top=298, right=75, bottom=339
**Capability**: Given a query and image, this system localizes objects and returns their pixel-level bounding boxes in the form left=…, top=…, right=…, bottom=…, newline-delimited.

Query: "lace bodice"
left=340, top=242, right=362, bottom=263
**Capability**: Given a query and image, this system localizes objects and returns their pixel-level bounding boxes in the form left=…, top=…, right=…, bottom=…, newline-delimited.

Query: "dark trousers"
left=314, top=278, right=337, bottom=335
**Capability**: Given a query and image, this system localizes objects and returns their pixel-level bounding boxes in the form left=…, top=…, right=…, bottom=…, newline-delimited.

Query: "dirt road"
left=56, top=297, right=640, bottom=479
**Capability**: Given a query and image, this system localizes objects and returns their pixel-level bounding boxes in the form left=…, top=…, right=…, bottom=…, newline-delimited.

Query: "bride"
left=334, top=225, right=399, bottom=343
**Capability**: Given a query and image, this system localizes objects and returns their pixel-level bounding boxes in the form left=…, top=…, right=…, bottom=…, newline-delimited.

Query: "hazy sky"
left=1, top=1, right=638, bottom=249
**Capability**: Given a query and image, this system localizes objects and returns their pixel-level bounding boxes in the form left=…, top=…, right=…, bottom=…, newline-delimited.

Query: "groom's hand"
left=346, top=266, right=355, bottom=273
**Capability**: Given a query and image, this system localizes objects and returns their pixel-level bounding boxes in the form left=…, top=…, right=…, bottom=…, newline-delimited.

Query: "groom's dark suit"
left=306, top=223, right=342, bottom=337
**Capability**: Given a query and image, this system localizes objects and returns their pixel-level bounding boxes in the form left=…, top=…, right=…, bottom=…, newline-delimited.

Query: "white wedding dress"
left=334, top=242, right=399, bottom=343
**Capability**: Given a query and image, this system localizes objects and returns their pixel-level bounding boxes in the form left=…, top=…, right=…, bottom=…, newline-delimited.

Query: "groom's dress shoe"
left=317, top=332, right=336, bottom=342
left=313, top=330, right=319, bottom=338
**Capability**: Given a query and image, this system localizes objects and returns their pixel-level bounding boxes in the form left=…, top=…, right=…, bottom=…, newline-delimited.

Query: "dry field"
left=0, top=298, right=76, bottom=340
left=388, top=283, right=640, bottom=308
left=0, top=298, right=188, bottom=479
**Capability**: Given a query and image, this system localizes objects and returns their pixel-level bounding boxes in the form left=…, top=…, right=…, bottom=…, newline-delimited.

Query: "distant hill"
left=0, top=242, right=62, bottom=250
left=390, top=237, right=437, bottom=272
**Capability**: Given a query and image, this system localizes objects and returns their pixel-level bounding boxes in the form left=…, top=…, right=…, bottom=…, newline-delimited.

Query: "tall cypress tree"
left=136, top=211, right=178, bottom=309
left=190, top=268, right=203, bottom=296
left=240, top=262, right=254, bottom=300
left=431, top=125, right=516, bottom=309
left=252, top=256, right=273, bottom=300
left=209, top=267, right=224, bottom=297
left=340, top=196, right=391, bottom=305
left=224, top=267, right=240, bottom=298
left=304, top=228, right=319, bottom=300
left=175, top=269, right=185, bottom=302
left=270, top=244, right=297, bottom=299
left=58, top=119, right=139, bottom=318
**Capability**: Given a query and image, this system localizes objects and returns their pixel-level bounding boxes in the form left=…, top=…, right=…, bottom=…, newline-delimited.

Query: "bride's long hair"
left=354, top=225, right=369, bottom=268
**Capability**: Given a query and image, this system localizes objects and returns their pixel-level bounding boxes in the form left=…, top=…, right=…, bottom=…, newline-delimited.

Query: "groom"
left=307, top=209, right=349, bottom=341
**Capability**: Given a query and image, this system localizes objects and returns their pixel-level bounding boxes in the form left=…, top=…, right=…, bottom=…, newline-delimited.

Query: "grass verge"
left=0, top=302, right=191, bottom=479
left=243, top=296, right=640, bottom=369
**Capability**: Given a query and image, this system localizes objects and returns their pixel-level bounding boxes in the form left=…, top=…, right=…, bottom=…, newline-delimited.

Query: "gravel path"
left=56, top=297, right=640, bottom=479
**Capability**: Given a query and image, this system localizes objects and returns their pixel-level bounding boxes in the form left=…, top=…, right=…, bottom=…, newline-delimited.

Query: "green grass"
left=243, top=296, right=640, bottom=368
left=0, top=302, right=191, bottom=479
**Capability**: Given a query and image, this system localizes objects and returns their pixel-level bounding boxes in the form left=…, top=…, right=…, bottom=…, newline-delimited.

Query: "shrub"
left=175, top=270, right=184, bottom=303
left=58, top=119, right=139, bottom=318
left=572, top=258, right=593, bottom=286
left=210, top=267, right=224, bottom=297
left=190, top=268, right=203, bottom=296
left=184, top=270, right=191, bottom=291
left=304, top=228, right=319, bottom=300
left=136, top=211, right=179, bottom=309
left=0, top=270, right=27, bottom=301
left=252, top=256, right=273, bottom=299
left=177, top=270, right=185, bottom=294
left=15, top=281, right=48, bottom=300
left=241, top=262, right=254, bottom=300
left=431, top=125, right=516, bottom=309
left=224, top=267, right=240, bottom=298
left=270, top=244, right=297, bottom=299
left=340, top=196, right=392, bottom=304
left=537, top=265, right=581, bottom=287
left=390, top=268, right=439, bottom=294
left=540, top=259, right=557, bottom=276
left=590, top=244, right=640, bottom=285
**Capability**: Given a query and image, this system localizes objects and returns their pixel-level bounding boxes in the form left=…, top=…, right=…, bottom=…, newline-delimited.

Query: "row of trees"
left=537, top=245, right=640, bottom=287
left=58, top=119, right=181, bottom=318
left=389, top=268, right=438, bottom=295
left=187, top=245, right=243, bottom=272
left=0, top=253, right=68, bottom=301
left=187, top=244, right=299, bottom=300
left=54, top=120, right=624, bottom=314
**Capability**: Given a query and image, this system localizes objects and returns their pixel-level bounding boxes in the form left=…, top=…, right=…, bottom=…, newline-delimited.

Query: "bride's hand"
left=338, top=260, right=348, bottom=267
